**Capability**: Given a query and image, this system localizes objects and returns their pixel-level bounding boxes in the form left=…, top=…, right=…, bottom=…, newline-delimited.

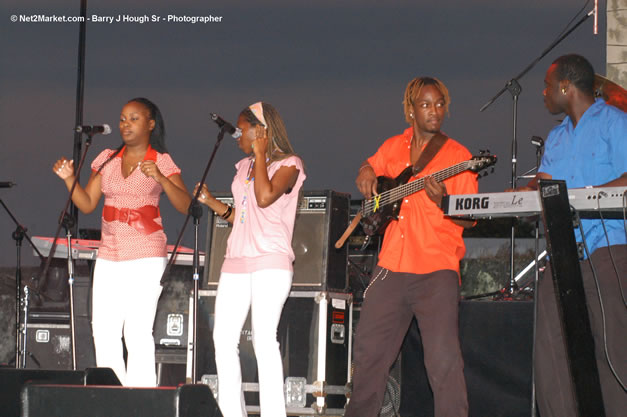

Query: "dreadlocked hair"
left=402, top=76, right=451, bottom=124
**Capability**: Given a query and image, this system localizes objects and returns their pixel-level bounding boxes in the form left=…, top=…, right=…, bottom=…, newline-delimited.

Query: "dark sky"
left=0, top=0, right=605, bottom=267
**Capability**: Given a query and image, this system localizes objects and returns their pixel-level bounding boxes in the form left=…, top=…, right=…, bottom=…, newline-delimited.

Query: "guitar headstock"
left=468, top=151, right=497, bottom=174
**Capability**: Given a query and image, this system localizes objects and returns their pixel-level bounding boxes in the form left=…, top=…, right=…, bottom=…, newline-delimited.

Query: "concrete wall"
left=607, top=0, right=627, bottom=87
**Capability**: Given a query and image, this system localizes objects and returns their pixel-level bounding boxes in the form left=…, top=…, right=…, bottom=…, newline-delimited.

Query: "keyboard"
left=443, top=187, right=626, bottom=219
left=32, top=236, right=204, bottom=265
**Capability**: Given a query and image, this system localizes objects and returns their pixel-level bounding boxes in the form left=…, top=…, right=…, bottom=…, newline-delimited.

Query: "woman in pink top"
left=196, top=102, right=305, bottom=417
left=53, top=98, right=191, bottom=386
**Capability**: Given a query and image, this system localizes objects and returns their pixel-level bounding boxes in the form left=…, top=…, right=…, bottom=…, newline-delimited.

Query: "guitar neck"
left=362, top=160, right=471, bottom=215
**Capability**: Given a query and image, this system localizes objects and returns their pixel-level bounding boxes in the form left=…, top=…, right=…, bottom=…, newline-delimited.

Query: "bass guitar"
left=335, top=153, right=496, bottom=247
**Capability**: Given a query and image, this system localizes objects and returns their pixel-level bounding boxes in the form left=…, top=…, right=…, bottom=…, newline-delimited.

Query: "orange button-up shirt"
left=368, top=127, right=478, bottom=275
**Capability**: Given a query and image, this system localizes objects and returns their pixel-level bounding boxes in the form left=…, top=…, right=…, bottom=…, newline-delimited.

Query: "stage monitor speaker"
left=202, top=190, right=350, bottom=291
left=20, top=383, right=221, bottom=417
left=0, top=367, right=119, bottom=417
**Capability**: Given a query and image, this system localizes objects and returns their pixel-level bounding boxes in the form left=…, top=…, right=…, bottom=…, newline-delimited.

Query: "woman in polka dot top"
left=53, top=97, right=191, bottom=387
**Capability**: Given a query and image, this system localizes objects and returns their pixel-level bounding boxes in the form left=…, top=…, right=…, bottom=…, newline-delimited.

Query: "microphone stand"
left=479, top=8, right=595, bottom=298
left=37, top=131, right=95, bottom=370
left=0, top=198, right=45, bottom=368
left=160, top=125, right=228, bottom=384
left=64, top=214, right=78, bottom=370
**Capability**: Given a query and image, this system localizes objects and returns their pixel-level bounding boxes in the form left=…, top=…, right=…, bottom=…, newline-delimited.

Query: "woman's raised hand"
left=194, top=182, right=213, bottom=206
left=53, top=158, right=74, bottom=180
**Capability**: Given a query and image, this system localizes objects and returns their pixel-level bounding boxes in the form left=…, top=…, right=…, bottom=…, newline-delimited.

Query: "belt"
left=102, top=205, right=163, bottom=235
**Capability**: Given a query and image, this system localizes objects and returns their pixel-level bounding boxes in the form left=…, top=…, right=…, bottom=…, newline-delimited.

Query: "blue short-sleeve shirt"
left=539, top=99, right=627, bottom=254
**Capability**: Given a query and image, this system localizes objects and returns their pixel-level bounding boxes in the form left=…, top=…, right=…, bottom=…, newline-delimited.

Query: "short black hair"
left=552, top=54, right=595, bottom=96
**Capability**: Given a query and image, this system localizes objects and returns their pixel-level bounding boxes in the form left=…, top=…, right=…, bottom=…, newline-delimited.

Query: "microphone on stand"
left=530, top=136, right=544, bottom=148
left=210, top=113, right=242, bottom=139
left=74, top=124, right=112, bottom=135
left=0, top=182, right=16, bottom=188
left=531, top=136, right=545, bottom=163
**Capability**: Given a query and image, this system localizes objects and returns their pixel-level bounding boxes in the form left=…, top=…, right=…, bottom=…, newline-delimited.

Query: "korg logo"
left=455, top=197, right=490, bottom=210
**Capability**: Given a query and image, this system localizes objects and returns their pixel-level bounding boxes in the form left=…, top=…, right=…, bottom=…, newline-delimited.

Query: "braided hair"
left=240, top=102, right=297, bottom=163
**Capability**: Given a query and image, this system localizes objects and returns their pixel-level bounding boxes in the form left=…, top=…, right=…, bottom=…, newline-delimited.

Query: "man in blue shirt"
left=520, top=54, right=626, bottom=417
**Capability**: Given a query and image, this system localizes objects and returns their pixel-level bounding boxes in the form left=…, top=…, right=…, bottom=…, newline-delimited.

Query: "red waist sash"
left=102, top=205, right=162, bottom=235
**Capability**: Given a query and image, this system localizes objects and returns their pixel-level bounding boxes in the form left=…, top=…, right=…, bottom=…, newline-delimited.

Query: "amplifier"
left=153, top=265, right=196, bottom=348
left=24, top=322, right=73, bottom=370
left=24, top=264, right=199, bottom=369
left=202, top=190, right=350, bottom=291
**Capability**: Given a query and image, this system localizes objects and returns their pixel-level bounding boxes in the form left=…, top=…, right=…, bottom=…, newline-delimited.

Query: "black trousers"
left=345, top=267, right=468, bottom=417
left=535, top=245, right=627, bottom=417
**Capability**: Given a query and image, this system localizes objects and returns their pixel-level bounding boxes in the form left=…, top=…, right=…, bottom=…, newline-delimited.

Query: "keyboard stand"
left=538, top=179, right=605, bottom=417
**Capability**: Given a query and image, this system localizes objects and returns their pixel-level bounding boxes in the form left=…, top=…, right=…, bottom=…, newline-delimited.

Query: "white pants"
left=213, top=269, right=292, bottom=417
left=91, top=257, right=165, bottom=387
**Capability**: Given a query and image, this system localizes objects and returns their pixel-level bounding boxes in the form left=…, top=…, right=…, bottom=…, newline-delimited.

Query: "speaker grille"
left=202, top=190, right=349, bottom=291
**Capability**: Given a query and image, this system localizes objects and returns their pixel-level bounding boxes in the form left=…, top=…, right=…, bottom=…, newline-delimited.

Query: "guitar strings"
left=361, top=161, right=471, bottom=215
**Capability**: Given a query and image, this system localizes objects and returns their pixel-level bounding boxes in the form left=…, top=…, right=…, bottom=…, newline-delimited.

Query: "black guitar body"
left=360, top=166, right=415, bottom=236
left=356, top=153, right=496, bottom=237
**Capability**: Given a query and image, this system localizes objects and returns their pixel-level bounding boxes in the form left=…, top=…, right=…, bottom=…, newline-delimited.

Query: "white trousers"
left=213, top=269, right=292, bottom=417
left=91, top=257, right=165, bottom=387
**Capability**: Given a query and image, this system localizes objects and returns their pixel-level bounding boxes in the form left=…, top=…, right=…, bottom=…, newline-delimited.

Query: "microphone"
left=210, top=113, right=242, bottom=139
left=530, top=136, right=544, bottom=148
left=0, top=182, right=16, bottom=188
left=75, top=124, right=112, bottom=135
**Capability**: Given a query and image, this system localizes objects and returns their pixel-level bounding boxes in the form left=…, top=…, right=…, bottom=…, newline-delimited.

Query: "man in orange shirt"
left=345, top=77, right=477, bottom=417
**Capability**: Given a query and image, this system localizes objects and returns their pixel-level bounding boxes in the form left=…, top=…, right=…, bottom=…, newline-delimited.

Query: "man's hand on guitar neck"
left=358, top=162, right=450, bottom=207
left=356, top=162, right=378, bottom=198
left=424, top=176, right=447, bottom=207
